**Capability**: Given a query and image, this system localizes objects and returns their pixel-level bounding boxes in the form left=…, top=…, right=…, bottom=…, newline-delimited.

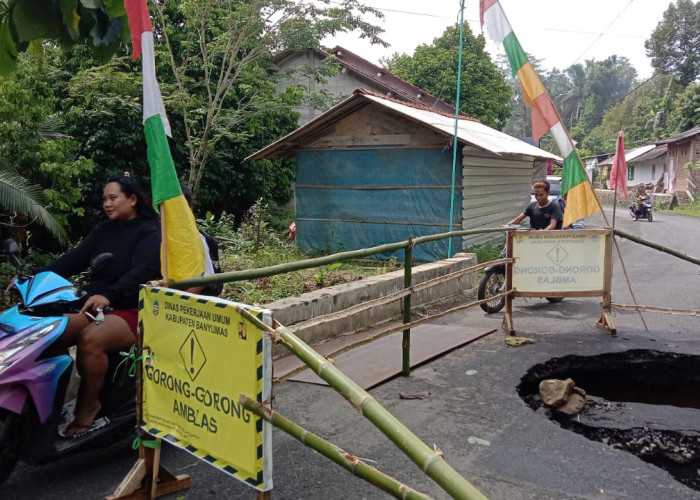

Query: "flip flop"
left=59, top=417, right=110, bottom=439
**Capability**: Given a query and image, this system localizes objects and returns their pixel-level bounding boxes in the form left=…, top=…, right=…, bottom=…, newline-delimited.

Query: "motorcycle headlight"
left=0, top=320, right=63, bottom=368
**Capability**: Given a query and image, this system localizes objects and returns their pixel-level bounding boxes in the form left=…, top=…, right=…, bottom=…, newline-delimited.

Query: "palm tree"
left=0, top=157, right=67, bottom=246
left=559, top=64, right=588, bottom=128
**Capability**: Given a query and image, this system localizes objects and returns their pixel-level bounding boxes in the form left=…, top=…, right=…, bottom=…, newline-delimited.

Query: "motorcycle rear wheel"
left=647, top=210, right=653, bottom=222
left=0, top=410, right=19, bottom=484
left=478, top=269, right=506, bottom=314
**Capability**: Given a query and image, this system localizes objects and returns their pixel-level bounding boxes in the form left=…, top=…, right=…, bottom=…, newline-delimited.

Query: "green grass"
left=464, top=240, right=505, bottom=264
left=668, top=197, right=700, bottom=217
left=218, top=246, right=402, bottom=305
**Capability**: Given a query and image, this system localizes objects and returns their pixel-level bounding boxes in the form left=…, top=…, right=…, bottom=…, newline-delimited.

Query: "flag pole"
left=448, top=0, right=466, bottom=258
left=612, top=181, right=618, bottom=228
left=542, top=92, right=648, bottom=330
left=159, top=202, right=168, bottom=284
left=480, top=0, right=647, bottom=330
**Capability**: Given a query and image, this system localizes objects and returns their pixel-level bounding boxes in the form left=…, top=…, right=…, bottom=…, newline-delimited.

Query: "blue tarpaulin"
left=295, top=148, right=462, bottom=262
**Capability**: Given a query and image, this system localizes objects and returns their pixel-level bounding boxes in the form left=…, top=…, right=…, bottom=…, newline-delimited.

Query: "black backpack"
left=555, top=197, right=566, bottom=229
left=200, top=230, right=223, bottom=297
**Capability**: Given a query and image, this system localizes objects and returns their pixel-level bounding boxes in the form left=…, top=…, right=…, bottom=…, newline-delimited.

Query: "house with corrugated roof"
left=272, top=45, right=464, bottom=125
left=660, top=126, right=700, bottom=205
left=597, top=144, right=667, bottom=188
left=247, top=89, right=559, bottom=261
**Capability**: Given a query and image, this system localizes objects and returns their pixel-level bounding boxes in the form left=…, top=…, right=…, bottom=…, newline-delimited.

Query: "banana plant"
left=0, top=0, right=127, bottom=77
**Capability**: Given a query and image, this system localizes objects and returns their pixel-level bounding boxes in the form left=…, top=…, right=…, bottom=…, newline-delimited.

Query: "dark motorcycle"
left=0, top=241, right=135, bottom=484
left=630, top=195, right=653, bottom=222
left=477, top=230, right=564, bottom=314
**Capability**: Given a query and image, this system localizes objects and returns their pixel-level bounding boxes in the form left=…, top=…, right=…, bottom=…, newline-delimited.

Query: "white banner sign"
left=512, top=231, right=606, bottom=293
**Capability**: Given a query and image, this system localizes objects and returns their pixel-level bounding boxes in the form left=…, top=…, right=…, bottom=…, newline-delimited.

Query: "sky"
left=324, top=0, right=672, bottom=79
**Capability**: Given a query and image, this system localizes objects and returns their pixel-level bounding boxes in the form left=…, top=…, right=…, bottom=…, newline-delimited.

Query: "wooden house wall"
left=668, top=140, right=691, bottom=192
left=288, top=103, right=538, bottom=258
left=293, top=104, right=463, bottom=261
left=300, top=105, right=448, bottom=150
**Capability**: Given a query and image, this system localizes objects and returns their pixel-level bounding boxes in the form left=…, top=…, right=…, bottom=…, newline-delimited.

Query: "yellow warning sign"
left=139, top=286, right=272, bottom=491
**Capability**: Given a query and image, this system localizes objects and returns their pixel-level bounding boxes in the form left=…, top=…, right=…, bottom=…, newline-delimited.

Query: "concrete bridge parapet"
left=264, top=253, right=478, bottom=358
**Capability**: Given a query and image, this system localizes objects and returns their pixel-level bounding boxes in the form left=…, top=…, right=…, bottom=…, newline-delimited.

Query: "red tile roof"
left=272, top=45, right=476, bottom=120
left=327, top=46, right=473, bottom=119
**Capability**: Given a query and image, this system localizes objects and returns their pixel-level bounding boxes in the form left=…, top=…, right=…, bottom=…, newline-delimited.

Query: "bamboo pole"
left=610, top=303, right=700, bottom=316
left=240, top=396, right=432, bottom=500
left=402, top=238, right=413, bottom=376
left=275, top=298, right=500, bottom=384
left=159, top=203, right=168, bottom=283
left=238, top=308, right=487, bottom=500
left=287, top=259, right=509, bottom=332
left=613, top=228, right=700, bottom=266
left=169, top=227, right=509, bottom=290
left=517, top=69, right=645, bottom=331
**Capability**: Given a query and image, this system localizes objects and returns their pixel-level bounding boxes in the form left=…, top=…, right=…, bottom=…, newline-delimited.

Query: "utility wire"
left=570, top=0, right=636, bottom=66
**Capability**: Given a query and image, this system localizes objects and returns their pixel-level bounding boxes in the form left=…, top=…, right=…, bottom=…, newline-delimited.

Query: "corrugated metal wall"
left=295, top=148, right=462, bottom=262
left=460, top=146, right=534, bottom=247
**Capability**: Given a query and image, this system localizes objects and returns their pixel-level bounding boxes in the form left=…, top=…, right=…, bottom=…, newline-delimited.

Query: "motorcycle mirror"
left=89, top=253, right=114, bottom=276
left=2, top=238, right=21, bottom=268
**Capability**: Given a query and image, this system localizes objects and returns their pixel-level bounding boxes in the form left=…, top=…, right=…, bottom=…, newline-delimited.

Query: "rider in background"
left=506, top=180, right=563, bottom=230
left=42, top=172, right=161, bottom=438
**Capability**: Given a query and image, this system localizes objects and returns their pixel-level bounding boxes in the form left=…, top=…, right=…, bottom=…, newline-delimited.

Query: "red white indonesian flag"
left=124, top=0, right=205, bottom=282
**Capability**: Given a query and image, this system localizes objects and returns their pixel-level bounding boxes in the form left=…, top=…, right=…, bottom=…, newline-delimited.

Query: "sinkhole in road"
left=517, top=349, right=700, bottom=492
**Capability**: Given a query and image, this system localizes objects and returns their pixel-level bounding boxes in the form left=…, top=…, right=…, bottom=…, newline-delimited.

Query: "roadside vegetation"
left=209, top=200, right=401, bottom=304
left=668, top=197, right=700, bottom=218
left=2, top=2, right=700, bottom=307
left=0, top=199, right=402, bottom=308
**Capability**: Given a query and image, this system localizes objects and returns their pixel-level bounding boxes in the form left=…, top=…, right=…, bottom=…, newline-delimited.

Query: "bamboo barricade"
left=269, top=258, right=508, bottom=334
left=610, top=303, right=700, bottom=316
left=169, top=227, right=510, bottom=290
left=240, top=396, right=431, bottom=500
left=272, top=257, right=509, bottom=382
left=612, top=228, right=700, bottom=266
left=170, top=227, right=510, bottom=379
left=402, top=237, right=413, bottom=376
left=237, top=308, right=488, bottom=500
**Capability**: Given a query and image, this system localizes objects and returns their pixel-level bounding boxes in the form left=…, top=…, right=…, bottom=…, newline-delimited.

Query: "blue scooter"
left=0, top=240, right=135, bottom=483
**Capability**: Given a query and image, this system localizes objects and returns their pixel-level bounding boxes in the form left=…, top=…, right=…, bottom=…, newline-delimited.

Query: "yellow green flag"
left=126, top=0, right=204, bottom=281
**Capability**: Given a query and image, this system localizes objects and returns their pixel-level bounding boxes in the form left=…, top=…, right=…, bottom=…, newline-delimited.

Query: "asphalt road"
left=2, top=206, right=699, bottom=499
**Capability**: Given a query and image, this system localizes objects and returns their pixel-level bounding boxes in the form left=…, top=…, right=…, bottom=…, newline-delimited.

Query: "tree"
left=0, top=50, right=100, bottom=245
left=384, top=24, right=511, bottom=129
left=579, top=74, right=675, bottom=156
left=645, top=0, right=700, bottom=86
left=0, top=0, right=127, bottom=77
left=666, top=82, right=700, bottom=132
left=0, top=161, right=68, bottom=245
left=555, top=64, right=588, bottom=129
left=150, top=0, right=385, bottom=201
left=0, top=0, right=387, bottom=226
left=574, top=56, right=637, bottom=137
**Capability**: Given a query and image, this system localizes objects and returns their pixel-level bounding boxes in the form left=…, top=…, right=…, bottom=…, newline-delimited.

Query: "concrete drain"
left=517, top=349, right=700, bottom=492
